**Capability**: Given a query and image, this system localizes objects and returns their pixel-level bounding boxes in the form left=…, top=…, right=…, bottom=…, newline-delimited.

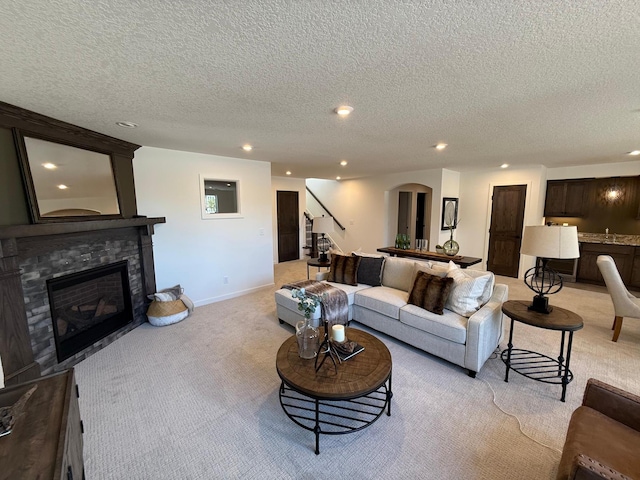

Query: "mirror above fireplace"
left=17, top=136, right=122, bottom=222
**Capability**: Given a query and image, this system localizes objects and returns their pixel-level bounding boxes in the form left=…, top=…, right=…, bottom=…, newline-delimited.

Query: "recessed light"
left=340, top=160, right=348, bottom=166
left=334, top=106, right=354, bottom=116
left=286, top=171, right=292, bottom=175
left=628, top=150, right=640, bottom=156
left=336, top=176, right=341, bottom=180
left=57, top=184, right=68, bottom=190
left=42, top=163, right=57, bottom=169
left=242, top=144, right=253, bottom=152
left=501, top=163, right=509, bottom=169
left=116, top=121, right=138, bottom=128
left=435, top=143, right=448, bottom=150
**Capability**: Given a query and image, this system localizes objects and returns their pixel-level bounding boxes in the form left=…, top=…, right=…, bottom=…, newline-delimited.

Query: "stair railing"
left=305, top=187, right=346, bottom=231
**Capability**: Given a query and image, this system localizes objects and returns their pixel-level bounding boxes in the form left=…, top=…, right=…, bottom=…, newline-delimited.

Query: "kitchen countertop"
left=578, top=233, right=640, bottom=247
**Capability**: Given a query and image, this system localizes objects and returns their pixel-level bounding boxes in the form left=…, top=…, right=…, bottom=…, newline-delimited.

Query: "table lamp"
left=520, top=225, right=580, bottom=314
left=312, top=216, right=335, bottom=262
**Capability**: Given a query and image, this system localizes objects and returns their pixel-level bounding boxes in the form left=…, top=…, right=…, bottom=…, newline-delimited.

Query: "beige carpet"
left=74, top=260, right=640, bottom=479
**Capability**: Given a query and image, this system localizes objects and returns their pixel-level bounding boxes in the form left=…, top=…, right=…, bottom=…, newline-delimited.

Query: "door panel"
left=487, top=185, right=527, bottom=277
left=277, top=191, right=299, bottom=263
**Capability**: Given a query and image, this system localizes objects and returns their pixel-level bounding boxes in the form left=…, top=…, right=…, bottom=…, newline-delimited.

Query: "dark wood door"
left=277, top=191, right=299, bottom=263
left=487, top=185, right=527, bottom=277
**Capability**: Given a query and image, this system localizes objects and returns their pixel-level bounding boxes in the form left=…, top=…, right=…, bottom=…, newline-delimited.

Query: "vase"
left=443, top=229, right=459, bottom=256
left=296, top=318, right=319, bottom=359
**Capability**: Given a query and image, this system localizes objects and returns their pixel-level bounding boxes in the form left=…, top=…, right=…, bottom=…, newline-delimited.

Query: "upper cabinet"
left=544, top=180, right=589, bottom=217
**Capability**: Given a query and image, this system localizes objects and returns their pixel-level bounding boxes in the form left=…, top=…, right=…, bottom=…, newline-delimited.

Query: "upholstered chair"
left=596, top=255, right=640, bottom=342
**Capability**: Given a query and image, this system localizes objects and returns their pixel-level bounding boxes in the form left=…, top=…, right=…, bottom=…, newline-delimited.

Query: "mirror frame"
left=441, top=197, right=459, bottom=231
left=14, top=130, right=124, bottom=223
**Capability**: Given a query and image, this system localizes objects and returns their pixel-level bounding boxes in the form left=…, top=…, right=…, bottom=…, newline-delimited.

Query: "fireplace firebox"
left=47, top=261, right=133, bottom=362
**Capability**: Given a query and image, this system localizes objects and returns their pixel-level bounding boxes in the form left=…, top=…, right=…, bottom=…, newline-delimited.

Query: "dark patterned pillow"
left=408, top=271, right=454, bottom=315
left=354, top=254, right=385, bottom=286
left=327, top=254, right=362, bottom=286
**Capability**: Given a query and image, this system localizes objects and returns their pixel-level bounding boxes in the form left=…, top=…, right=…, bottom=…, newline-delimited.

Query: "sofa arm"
left=316, top=271, right=330, bottom=281
left=569, top=454, right=632, bottom=480
left=582, top=378, right=640, bottom=433
left=464, top=283, right=509, bottom=373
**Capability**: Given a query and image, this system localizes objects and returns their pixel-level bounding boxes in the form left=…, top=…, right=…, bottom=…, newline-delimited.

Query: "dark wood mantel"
left=0, top=216, right=166, bottom=240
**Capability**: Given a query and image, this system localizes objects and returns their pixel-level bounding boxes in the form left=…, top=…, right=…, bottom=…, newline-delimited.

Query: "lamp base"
left=319, top=252, right=329, bottom=263
left=528, top=295, right=553, bottom=314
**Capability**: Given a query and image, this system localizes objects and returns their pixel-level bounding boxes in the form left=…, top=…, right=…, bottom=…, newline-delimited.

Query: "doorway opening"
left=391, top=184, right=432, bottom=250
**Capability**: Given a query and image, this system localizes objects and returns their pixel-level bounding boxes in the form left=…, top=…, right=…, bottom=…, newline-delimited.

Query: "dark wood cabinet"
left=577, top=242, right=635, bottom=285
left=631, top=248, right=640, bottom=288
left=0, top=369, right=84, bottom=479
left=544, top=180, right=589, bottom=217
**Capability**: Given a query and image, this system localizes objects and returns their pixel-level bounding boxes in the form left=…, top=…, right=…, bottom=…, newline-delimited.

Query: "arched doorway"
left=389, top=183, right=433, bottom=249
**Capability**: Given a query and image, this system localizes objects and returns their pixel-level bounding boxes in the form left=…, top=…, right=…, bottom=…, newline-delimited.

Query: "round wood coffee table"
left=276, top=328, right=392, bottom=454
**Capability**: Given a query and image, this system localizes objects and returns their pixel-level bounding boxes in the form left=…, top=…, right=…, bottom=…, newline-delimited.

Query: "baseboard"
left=194, top=282, right=275, bottom=307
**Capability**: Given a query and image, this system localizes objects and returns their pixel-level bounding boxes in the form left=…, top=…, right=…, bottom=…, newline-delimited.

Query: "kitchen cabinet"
left=544, top=180, right=589, bottom=217
left=577, top=242, right=635, bottom=285
left=631, top=248, right=640, bottom=288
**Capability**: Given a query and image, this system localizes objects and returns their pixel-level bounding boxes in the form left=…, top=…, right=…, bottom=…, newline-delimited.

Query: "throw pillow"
left=411, top=261, right=448, bottom=286
left=408, top=271, right=454, bottom=315
left=353, top=254, right=385, bottom=286
left=445, top=263, right=493, bottom=317
left=327, top=254, right=362, bottom=286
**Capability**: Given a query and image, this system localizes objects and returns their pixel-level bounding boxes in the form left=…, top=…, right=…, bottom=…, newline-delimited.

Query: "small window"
left=200, top=176, right=242, bottom=219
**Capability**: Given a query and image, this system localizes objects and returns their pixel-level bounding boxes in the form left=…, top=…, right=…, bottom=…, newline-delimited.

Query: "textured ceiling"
left=1, top=1, right=639, bottom=179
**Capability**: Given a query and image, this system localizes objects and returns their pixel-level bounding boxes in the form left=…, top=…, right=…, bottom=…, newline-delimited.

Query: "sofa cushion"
left=445, top=263, right=494, bottom=317
left=354, top=254, right=385, bottom=286
left=354, top=286, right=408, bottom=319
left=327, top=254, right=361, bottom=286
left=400, top=304, right=468, bottom=344
left=557, top=406, right=640, bottom=480
left=381, top=257, right=416, bottom=292
left=408, top=271, right=454, bottom=315
left=323, top=281, right=371, bottom=304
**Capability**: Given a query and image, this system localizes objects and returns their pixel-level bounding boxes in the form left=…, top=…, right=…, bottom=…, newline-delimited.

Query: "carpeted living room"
left=2, top=2, right=640, bottom=479
left=71, top=259, right=639, bottom=479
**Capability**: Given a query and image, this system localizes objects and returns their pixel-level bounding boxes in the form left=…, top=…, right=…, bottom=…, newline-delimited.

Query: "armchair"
left=557, top=378, right=640, bottom=479
left=596, top=255, right=640, bottom=342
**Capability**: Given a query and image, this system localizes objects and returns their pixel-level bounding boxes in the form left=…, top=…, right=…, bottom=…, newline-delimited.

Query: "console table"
left=376, top=247, right=482, bottom=269
left=0, top=369, right=84, bottom=479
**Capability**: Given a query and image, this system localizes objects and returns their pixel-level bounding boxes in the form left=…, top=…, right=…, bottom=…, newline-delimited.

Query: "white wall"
left=271, top=176, right=307, bottom=262
left=134, top=147, right=274, bottom=306
left=307, top=168, right=445, bottom=255
left=458, top=165, right=547, bottom=276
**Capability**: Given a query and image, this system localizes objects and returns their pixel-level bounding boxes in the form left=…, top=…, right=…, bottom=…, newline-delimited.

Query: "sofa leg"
left=467, top=370, right=477, bottom=378
left=278, top=318, right=284, bottom=325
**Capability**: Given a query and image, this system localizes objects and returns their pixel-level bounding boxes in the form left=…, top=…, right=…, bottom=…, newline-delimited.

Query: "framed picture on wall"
left=441, top=197, right=458, bottom=230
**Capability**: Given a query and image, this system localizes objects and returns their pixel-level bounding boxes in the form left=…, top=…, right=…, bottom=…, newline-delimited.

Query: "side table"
left=501, top=300, right=583, bottom=402
left=306, top=257, right=332, bottom=279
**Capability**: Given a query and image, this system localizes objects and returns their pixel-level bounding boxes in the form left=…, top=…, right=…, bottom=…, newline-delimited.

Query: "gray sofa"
left=275, top=255, right=508, bottom=377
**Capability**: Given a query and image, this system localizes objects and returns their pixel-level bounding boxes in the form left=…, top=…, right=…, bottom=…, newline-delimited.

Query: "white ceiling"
left=1, top=1, right=639, bottom=180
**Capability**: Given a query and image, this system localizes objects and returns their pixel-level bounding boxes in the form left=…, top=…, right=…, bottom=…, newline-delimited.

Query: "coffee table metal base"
left=278, top=379, right=392, bottom=455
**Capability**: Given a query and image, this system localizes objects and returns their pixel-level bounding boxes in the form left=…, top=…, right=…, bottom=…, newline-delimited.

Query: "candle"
left=332, top=324, right=345, bottom=343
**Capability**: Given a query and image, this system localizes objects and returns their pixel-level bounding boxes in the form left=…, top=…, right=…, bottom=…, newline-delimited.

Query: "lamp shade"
left=520, top=225, right=580, bottom=259
left=312, top=216, right=335, bottom=234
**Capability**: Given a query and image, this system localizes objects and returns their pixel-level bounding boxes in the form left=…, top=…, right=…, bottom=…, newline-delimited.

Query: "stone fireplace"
left=0, top=218, right=165, bottom=382
left=0, top=102, right=166, bottom=387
